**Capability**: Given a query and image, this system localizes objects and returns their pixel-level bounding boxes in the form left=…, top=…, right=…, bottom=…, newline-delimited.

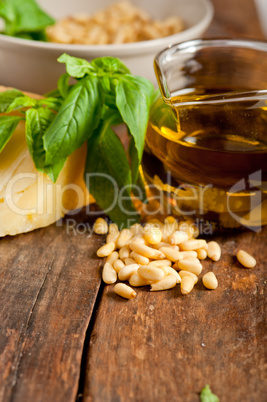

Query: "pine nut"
left=169, top=230, right=189, bottom=245
left=130, top=223, right=144, bottom=236
left=237, top=250, right=256, bottom=268
left=106, top=231, right=119, bottom=245
left=143, top=224, right=162, bottom=245
left=93, top=217, right=108, bottom=234
left=164, top=216, right=177, bottom=226
left=181, top=275, right=194, bottom=295
left=179, top=270, right=198, bottom=284
left=118, top=264, right=139, bottom=281
left=161, top=223, right=177, bottom=242
left=113, top=259, right=125, bottom=273
left=166, top=267, right=181, bottom=283
left=178, top=221, right=195, bottom=239
left=138, top=266, right=165, bottom=281
left=130, top=251, right=150, bottom=265
left=148, top=259, right=172, bottom=267
left=207, top=241, right=221, bottom=261
left=102, top=262, right=117, bottom=284
left=130, top=242, right=165, bottom=259
left=97, top=242, right=116, bottom=257
left=124, top=258, right=136, bottom=265
left=150, top=275, right=177, bottom=291
left=153, top=242, right=179, bottom=250
left=129, top=273, right=151, bottom=287
left=119, top=246, right=130, bottom=260
left=180, top=251, right=198, bottom=259
left=109, top=223, right=119, bottom=234
left=146, top=218, right=164, bottom=227
left=117, top=229, right=133, bottom=248
left=202, top=272, right=218, bottom=289
left=197, top=248, right=208, bottom=260
left=180, top=239, right=207, bottom=251
left=130, top=235, right=147, bottom=245
left=114, top=283, right=136, bottom=299
left=177, top=259, right=202, bottom=275
left=159, top=247, right=181, bottom=262
left=106, top=251, right=119, bottom=265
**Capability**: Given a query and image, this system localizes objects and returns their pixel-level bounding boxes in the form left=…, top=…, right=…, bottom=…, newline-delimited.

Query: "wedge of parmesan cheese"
left=0, top=93, right=92, bottom=237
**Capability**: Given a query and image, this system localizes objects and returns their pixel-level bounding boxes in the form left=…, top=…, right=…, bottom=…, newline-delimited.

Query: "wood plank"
left=82, top=1, right=267, bottom=401
left=0, top=211, right=103, bottom=402
left=82, top=228, right=267, bottom=402
left=205, top=0, right=264, bottom=39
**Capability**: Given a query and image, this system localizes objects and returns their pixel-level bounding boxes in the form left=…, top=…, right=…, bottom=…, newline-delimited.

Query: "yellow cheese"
left=0, top=120, right=92, bottom=236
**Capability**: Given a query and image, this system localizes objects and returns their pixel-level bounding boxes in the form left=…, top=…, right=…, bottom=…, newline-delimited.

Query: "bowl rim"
left=0, top=0, right=214, bottom=53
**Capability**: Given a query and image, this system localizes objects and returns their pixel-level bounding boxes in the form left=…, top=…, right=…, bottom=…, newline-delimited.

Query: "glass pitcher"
left=141, top=39, right=267, bottom=233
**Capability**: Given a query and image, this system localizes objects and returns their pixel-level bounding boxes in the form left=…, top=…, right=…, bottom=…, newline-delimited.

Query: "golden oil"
left=142, top=89, right=267, bottom=231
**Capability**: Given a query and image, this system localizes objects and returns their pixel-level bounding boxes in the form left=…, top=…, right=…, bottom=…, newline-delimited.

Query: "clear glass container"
left=141, top=39, right=267, bottom=232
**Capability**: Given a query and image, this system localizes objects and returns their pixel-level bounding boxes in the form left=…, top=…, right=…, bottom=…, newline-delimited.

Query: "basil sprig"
left=0, top=0, right=55, bottom=39
left=200, top=385, right=220, bottom=402
left=0, top=54, right=155, bottom=225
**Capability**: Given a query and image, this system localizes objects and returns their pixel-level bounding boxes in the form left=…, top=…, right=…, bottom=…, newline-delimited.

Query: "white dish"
left=0, top=0, right=213, bottom=93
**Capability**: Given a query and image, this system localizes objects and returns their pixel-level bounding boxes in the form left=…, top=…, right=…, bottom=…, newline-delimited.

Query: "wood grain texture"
left=0, top=1, right=267, bottom=402
left=83, top=228, right=267, bottom=402
left=82, top=1, right=267, bottom=402
left=205, top=0, right=264, bottom=39
left=0, top=212, right=103, bottom=402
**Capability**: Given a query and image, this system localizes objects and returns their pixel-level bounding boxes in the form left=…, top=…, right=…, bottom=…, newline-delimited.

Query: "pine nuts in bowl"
left=0, top=0, right=214, bottom=93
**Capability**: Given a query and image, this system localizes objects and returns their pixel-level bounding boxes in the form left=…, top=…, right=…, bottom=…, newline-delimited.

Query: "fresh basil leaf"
left=7, top=95, right=37, bottom=112
left=115, top=75, right=154, bottom=183
left=132, top=170, right=148, bottom=203
left=91, top=57, right=130, bottom=75
left=44, top=88, right=63, bottom=99
left=57, top=73, right=71, bottom=99
left=85, top=119, right=139, bottom=226
left=37, top=97, right=62, bottom=111
left=45, top=158, right=66, bottom=182
left=0, top=115, right=23, bottom=152
left=44, top=75, right=102, bottom=165
left=1, top=0, right=55, bottom=35
left=128, top=135, right=140, bottom=184
left=25, top=107, right=53, bottom=169
left=57, top=53, right=95, bottom=78
left=0, top=89, right=23, bottom=113
left=25, top=107, right=65, bottom=182
left=0, top=0, right=16, bottom=35
left=15, top=30, right=47, bottom=41
left=200, top=385, right=220, bottom=402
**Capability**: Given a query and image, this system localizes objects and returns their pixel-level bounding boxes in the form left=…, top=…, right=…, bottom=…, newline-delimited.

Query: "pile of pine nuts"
left=94, top=217, right=257, bottom=300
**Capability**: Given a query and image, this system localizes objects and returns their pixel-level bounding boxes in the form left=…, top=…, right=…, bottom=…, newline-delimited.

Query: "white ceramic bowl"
left=0, top=0, right=213, bottom=93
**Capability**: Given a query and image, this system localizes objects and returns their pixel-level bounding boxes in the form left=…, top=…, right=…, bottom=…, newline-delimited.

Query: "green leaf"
left=0, top=115, right=23, bottom=152
left=0, top=89, right=23, bottom=113
left=57, top=73, right=71, bottom=98
left=57, top=53, right=95, bottom=78
left=115, top=75, right=154, bottom=183
left=7, top=95, right=37, bottom=112
left=132, top=170, right=147, bottom=203
left=44, top=75, right=102, bottom=165
left=91, top=57, right=130, bottom=75
left=200, top=385, right=220, bottom=402
left=84, top=116, right=139, bottom=227
left=45, top=158, right=66, bottom=182
left=25, top=107, right=65, bottom=182
left=37, top=97, right=62, bottom=111
left=0, top=0, right=55, bottom=35
left=25, top=107, right=53, bottom=169
left=0, top=0, right=17, bottom=35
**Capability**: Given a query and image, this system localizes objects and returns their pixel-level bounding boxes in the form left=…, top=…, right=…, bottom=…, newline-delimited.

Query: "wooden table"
left=1, top=1, right=266, bottom=401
